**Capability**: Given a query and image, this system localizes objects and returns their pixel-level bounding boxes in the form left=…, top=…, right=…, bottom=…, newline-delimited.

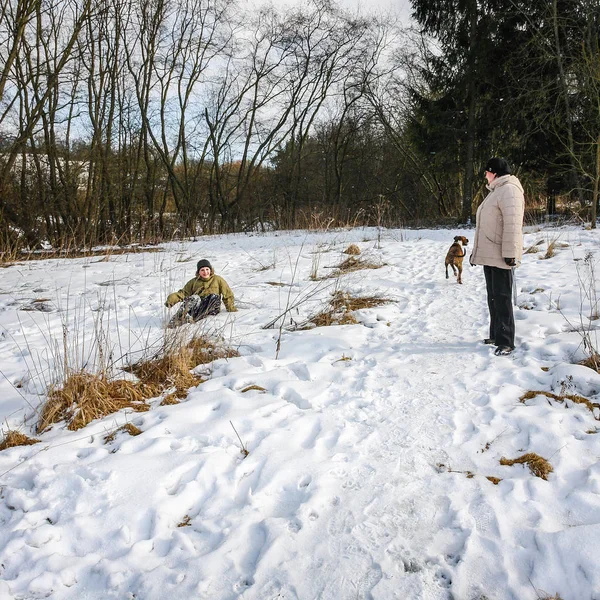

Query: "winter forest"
left=1, top=0, right=599, bottom=254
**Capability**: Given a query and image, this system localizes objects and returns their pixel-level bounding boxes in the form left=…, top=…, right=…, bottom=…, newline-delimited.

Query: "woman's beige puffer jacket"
left=470, top=174, right=525, bottom=269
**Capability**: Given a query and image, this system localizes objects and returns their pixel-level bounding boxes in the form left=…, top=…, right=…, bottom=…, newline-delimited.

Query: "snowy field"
left=1, top=225, right=600, bottom=600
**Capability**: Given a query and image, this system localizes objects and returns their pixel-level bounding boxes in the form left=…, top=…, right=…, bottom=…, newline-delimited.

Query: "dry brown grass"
left=39, top=333, right=239, bottom=433
left=126, top=335, right=239, bottom=398
left=330, top=291, right=387, bottom=312
left=160, top=394, right=181, bottom=406
left=310, top=310, right=358, bottom=327
left=524, top=245, right=540, bottom=254
left=334, top=354, right=352, bottom=362
left=104, top=423, right=142, bottom=443
left=343, top=244, right=361, bottom=255
left=241, top=385, right=267, bottom=393
left=543, top=240, right=557, bottom=259
left=520, top=390, right=600, bottom=419
left=326, top=256, right=382, bottom=278
left=486, top=476, right=502, bottom=485
left=39, top=373, right=154, bottom=433
left=500, top=453, right=553, bottom=480
left=177, top=515, right=192, bottom=527
left=0, top=430, right=41, bottom=451
left=580, top=353, right=600, bottom=373
left=303, top=291, right=388, bottom=329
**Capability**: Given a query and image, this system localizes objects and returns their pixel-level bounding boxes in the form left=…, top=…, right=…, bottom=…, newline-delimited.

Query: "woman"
left=470, top=157, right=525, bottom=356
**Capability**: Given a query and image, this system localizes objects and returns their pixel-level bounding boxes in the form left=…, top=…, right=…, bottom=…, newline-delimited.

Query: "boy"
left=165, top=259, right=236, bottom=327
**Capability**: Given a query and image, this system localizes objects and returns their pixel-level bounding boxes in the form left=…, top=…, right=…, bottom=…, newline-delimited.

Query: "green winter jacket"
left=166, top=274, right=236, bottom=311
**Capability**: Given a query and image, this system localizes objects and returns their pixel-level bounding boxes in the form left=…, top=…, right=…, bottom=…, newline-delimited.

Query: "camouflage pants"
left=168, top=294, right=221, bottom=328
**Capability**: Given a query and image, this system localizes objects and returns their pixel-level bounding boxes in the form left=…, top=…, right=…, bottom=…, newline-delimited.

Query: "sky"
left=1, top=224, right=600, bottom=599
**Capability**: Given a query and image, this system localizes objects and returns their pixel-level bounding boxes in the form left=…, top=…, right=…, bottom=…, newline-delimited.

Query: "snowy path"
left=1, top=227, right=600, bottom=600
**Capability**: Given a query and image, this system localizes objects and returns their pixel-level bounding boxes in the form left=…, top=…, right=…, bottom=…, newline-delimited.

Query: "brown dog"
left=445, top=236, right=469, bottom=284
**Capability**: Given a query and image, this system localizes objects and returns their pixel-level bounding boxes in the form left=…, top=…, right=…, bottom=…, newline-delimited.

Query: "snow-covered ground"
left=1, top=225, right=600, bottom=600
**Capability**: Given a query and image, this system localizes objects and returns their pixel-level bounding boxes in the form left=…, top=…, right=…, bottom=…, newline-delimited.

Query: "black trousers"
left=483, top=266, right=515, bottom=348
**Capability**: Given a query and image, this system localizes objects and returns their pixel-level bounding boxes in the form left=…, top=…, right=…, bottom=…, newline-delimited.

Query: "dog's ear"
left=454, top=236, right=460, bottom=242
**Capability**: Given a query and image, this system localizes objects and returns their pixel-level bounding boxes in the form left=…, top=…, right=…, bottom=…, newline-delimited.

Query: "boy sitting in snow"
left=165, top=259, right=236, bottom=327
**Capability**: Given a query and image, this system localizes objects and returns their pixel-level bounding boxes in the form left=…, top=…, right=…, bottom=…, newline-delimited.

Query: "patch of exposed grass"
left=309, top=310, right=358, bottom=328
left=580, top=353, right=600, bottom=373
left=0, top=430, right=41, bottom=451
left=543, top=240, right=557, bottom=259
left=265, top=281, right=287, bottom=287
left=126, top=335, right=238, bottom=398
left=241, top=385, right=267, bottom=393
left=520, top=390, right=600, bottom=419
left=177, top=515, right=192, bottom=527
left=104, top=423, right=142, bottom=443
left=303, top=291, right=389, bottom=329
left=39, top=373, right=154, bottom=433
left=326, top=256, right=382, bottom=278
left=486, top=476, right=502, bottom=485
left=524, top=245, right=540, bottom=254
left=160, top=394, right=181, bottom=406
left=330, top=291, right=387, bottom=312
left=343, top=244, right=361, bottom=255
left=334, top=354, right=352, bottom=362
left=500, top=452, right=553, bottom=480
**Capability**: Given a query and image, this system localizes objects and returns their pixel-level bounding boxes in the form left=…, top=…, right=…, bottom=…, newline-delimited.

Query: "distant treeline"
left=0, top=0, right=598, bottom=251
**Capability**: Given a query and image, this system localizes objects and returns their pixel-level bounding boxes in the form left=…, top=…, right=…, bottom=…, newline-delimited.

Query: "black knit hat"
left=485, top=157, right=511, bottom=177
left=196, top=259, right=213, bottom=273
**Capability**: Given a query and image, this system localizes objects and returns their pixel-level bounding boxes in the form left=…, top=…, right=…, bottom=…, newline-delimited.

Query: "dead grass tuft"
left=580, top=353, right=600, bottom=373
left=524, top=245, right=540, bottom=254
left=177, top=515, right=192, bottom=527
left=0, top=430, right=41, bottom=451
left=126, top=335, right=239, bottom=398
left=520, top=389, right=600, bottom=419
left=543, top=240, right=557, bottom=259
left=303, top=291, right=388, bottom=329
left=486, top=476, right=502, bottom=485
left=39, top=373, right=154, bottom=433
left=160, top=394, right=181, bottom=406
left=327, top=256, right=382, bottom=277
left=330, top=291, right=387, bottom=312
left=38, top=332, right=239, bottom=433
left=310, top=310, right=358, bottom=327
left=500, top=452, right=553, bottom=480
left=104, top=423, right=142, bottom=443
left=343, top=244, right=361, bottom=255
left=241, top=385, right=267, bottom=393
left=334, top=354, right=352, bottom=362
